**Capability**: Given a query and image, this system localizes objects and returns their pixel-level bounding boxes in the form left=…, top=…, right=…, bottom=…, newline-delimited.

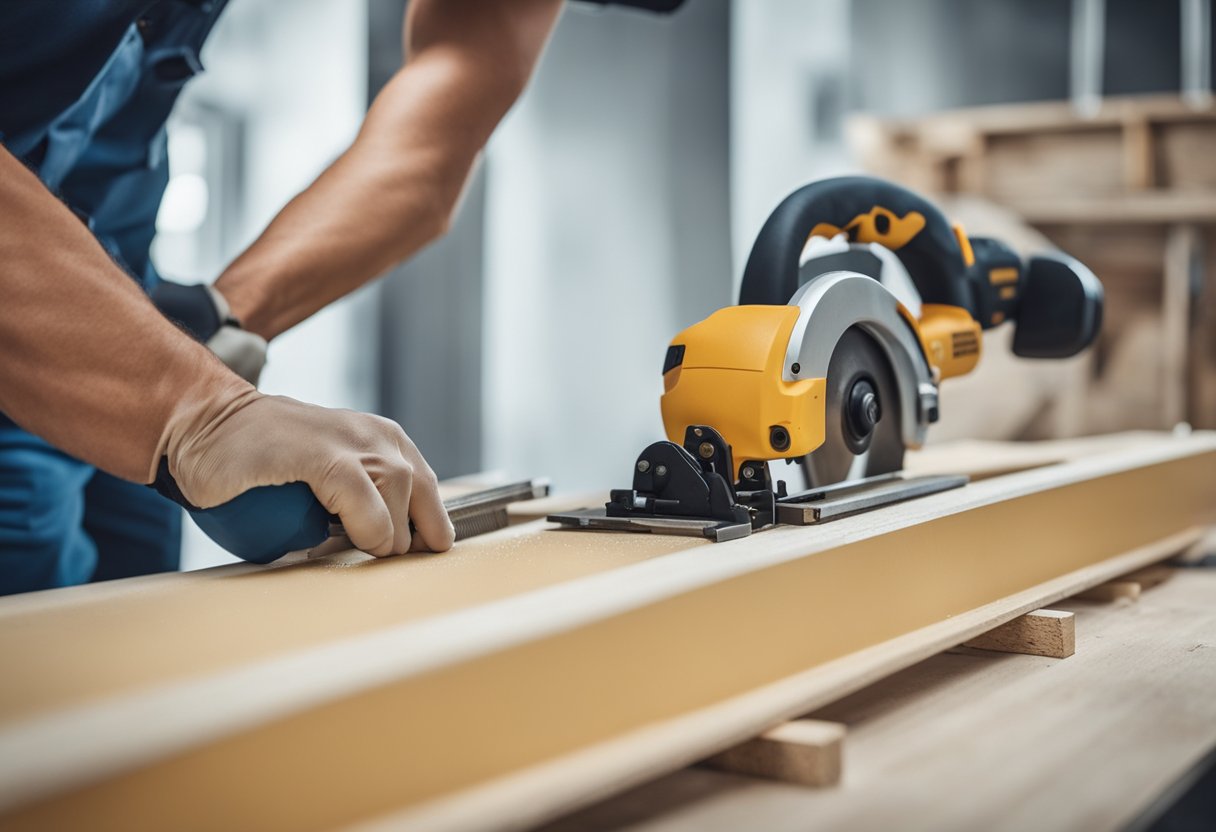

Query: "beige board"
left=0, top=434, right=1145, bottom=726
left=0, top=433, right=1214, bottom=831
left=0, top=511, right=692, bottom=725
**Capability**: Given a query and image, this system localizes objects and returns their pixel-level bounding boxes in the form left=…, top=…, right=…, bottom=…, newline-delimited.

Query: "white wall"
left=729, top=0, right=854, bottom=284
left=481, top=2, right=732, bottom=493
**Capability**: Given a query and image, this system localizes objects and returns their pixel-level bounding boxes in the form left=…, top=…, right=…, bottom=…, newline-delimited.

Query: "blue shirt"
left=0, top=0, right=230, bottom=287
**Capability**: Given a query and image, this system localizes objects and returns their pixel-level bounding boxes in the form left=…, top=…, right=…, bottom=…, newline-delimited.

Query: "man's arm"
left=213, top=0, right=564, bottom=339
left=0, top=147, right=452, bottom=554
left=0, top=146, right=243, bottom=482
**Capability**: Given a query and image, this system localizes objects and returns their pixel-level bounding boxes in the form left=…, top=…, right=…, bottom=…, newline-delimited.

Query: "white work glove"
left=160, top=386, right=455, bottom=555
left=151, top=281, right=268, bottom=385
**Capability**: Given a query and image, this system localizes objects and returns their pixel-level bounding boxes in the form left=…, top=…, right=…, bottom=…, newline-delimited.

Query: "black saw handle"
left=739, top=175, right=1103, bottom=358
left=740, top=176, right=972, bottom=311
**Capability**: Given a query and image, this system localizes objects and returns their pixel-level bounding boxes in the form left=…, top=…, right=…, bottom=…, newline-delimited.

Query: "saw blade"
left=803, top=326, right=905, bottom=487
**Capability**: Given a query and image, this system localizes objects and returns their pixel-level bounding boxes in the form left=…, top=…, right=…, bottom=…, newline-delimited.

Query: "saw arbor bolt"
left=847, top=378, right=882, bottom=442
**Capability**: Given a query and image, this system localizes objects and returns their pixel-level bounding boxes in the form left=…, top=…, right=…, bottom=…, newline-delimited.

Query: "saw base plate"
left=547, top=510, right=752, bottom=542
left=549, top=473, right=968, bottom=542
left=775, top=473, right=966, bottom=524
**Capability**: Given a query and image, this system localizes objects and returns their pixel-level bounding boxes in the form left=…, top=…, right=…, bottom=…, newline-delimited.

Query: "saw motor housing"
left=660, top=306, right=827, bottom=468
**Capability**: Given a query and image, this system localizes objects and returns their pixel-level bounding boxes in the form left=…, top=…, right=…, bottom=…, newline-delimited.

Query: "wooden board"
left=903, top=431, right=1174, bottom=479
left=541, top=566, right=1216, bottom=832
left=1010, top=192, right=1216, bottom=226
left=848, top=94, right=1216, bottom=203
left=0, top=434, right=1214, bottom=831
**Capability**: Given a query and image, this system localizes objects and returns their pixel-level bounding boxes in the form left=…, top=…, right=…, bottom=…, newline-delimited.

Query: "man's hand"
left=213, top=0, right=564, bottom=340
left=163, top=390, right=454, bottom=555
left=0, top=145, right=453, bottom=557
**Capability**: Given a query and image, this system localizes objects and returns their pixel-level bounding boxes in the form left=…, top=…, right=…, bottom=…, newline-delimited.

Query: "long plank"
left=0, top=434, right=1214, bottom=830
left=1009, top=192, right=1216, bottom=226
left=0, top=433, right=1140, bottom=725
left=0, top=513, right=693, bottom=724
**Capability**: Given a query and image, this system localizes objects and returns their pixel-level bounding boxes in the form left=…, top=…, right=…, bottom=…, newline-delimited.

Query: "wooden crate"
left=849, top=94, right=1216, bottom=433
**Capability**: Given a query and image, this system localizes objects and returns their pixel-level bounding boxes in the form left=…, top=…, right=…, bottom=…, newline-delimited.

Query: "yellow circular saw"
left=551, top=175, right=1104, bottom=541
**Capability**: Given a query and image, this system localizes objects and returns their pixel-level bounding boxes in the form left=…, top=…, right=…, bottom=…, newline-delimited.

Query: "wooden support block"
left=1121, top=564, right=1175, bottom=590
left=703, top=719, right=845, bottom=787
left=1074, top=581, right=1142, bottom=602
left=1073, top=564, right=1175, bottom=601
left=963, top=609, right=1075, bottom=658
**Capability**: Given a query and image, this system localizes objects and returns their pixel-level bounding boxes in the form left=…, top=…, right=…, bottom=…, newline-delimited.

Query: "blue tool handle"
left=184, top=482, right=333, bottom=565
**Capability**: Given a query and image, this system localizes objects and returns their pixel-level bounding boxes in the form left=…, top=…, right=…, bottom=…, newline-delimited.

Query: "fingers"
left=318, top=464, right=396, bottom=556
left=407, top=463, right=455, bottom=553
left=381, top=459, right=415, bottom=556
left=363, top=417, right=418, bottom=556
left=317, top=422, right=446, bottom=557
left=390, top=428, right=455, bottom=553
left=338, top=457, right=451, bottom=557
left=319, top=416, right=417, bottom=557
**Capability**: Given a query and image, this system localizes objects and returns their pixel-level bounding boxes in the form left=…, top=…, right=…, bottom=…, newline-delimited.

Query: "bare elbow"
left=414, top=179, right=462, bottom=245
left=431, top=201, right=457, bottom=240
left=434, top=176, right=468, bottom=238
left=491, top=62, right=532, bottom=110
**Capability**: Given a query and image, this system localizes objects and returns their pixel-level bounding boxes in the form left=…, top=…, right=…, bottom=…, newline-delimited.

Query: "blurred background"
left=160, top=0, right=1215, bottom=567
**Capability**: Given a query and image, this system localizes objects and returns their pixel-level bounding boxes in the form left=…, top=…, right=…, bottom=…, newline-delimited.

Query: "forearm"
left=215, top=0, right=562, bottom=340
left=0, top=147, right=248, bottom=483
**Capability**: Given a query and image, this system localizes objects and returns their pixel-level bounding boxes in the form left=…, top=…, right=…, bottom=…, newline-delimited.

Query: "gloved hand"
left=151, top=281, right=268, bottom=385
left=158, top=385, right=455, bottom=555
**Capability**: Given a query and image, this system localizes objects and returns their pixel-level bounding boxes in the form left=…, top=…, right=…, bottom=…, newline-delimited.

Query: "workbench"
left=541, top=564, right=1216, bottom=831
left=0, top=432, right=1213, bottom=831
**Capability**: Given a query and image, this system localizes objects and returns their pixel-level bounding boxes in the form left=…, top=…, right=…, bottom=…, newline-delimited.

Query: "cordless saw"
left=550, top=175, right=1104, bottom=541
